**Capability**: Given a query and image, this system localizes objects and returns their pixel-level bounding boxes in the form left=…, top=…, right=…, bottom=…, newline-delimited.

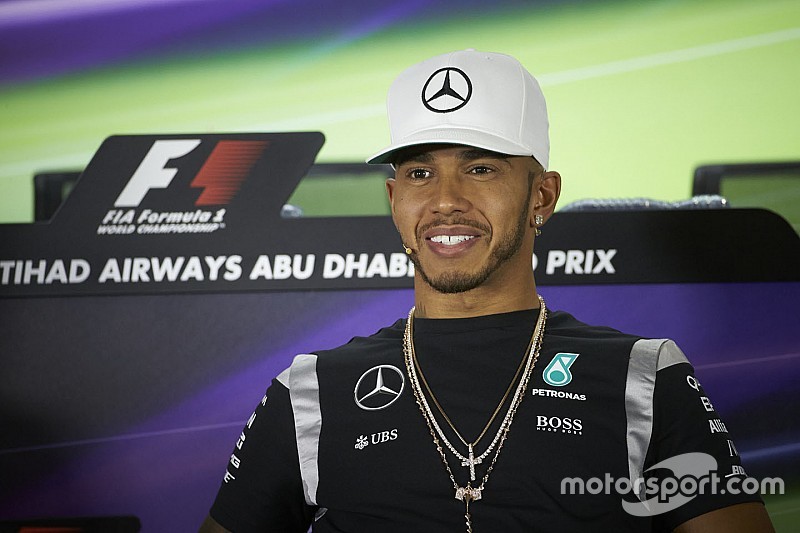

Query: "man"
left=201, top=50, right=773, bottom=532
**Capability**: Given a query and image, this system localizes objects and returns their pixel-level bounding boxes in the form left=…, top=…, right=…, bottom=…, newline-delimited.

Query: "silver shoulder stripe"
left=276, top=366, right=291, bottom=387
left=625, top=338, right=688, bottom=496
left=287, top=353, right=322, bottom=506
left=656, top=339, right=689, bottom=371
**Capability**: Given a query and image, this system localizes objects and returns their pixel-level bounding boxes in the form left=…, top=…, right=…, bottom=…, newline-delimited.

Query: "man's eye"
left=408, top=168, right=431, bottom=180
left=469, top=166, right=493, bottom=175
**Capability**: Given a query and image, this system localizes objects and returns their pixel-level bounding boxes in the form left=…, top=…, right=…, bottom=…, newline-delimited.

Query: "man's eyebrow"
left=393, top=147, right=512, bottom=166
left=394, top=151, right=435, bottom=166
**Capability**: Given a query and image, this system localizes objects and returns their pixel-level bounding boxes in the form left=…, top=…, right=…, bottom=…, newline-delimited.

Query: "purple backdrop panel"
left=0, top=282, right=797, bottom=530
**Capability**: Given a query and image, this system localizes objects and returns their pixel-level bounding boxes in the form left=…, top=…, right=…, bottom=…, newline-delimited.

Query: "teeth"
left=430, top=235, right=475, bottom=245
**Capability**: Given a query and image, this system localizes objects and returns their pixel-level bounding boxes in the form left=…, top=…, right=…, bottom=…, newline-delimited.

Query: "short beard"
left=411, top=178, right=533, bottom=294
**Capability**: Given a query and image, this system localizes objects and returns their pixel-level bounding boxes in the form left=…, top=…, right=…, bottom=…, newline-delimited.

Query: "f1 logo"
left=114, top=139, right=269, bottom=207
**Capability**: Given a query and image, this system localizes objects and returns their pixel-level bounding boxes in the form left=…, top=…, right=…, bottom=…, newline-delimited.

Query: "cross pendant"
left=461, top=444, right=482, bottom=481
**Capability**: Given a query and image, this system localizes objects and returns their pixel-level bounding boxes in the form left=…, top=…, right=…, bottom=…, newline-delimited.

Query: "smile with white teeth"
left=429, top=235, right=476, bottom=246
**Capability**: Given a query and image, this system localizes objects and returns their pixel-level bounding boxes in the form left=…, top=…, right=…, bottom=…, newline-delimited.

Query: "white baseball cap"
left=366, top=49, right=549, bottom=168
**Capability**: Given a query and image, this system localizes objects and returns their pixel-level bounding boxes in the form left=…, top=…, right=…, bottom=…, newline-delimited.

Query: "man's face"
left=386, top=145, right=539, bottom=294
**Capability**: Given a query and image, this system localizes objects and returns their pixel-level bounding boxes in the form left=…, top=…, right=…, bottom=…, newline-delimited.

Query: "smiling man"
left=200, top=50, right=773, bottom=532
left=386, top=145, right=552, bottom=318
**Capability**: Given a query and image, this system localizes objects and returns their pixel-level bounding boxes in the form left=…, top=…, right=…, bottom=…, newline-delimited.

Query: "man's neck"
left=412, top=274, right=540, bottom=319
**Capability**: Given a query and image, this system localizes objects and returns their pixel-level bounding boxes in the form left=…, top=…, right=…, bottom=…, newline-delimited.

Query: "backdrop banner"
left=1, top=133, right=798, bottom=298
left=1, top=134, right=798, bottom=531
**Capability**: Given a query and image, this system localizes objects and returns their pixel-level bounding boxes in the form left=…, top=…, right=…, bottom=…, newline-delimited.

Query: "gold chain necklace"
left=403, top=296, right=547, bottom=533
left=412, top=319, right=532, bottom=482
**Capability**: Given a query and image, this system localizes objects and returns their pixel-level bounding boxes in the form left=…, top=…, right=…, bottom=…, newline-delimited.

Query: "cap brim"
left=366, top=127, right=535, bottom=165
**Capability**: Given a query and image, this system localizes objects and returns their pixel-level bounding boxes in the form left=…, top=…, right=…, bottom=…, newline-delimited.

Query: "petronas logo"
left=542, top=353, right=579, bottom=387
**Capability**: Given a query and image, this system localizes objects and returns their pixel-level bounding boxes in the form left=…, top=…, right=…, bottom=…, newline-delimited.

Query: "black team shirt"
left=209, top=308, right=761, bottom=532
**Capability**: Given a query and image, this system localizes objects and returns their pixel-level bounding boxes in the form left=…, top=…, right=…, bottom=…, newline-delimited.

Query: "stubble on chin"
left=411, top=207, right=529, bottom=295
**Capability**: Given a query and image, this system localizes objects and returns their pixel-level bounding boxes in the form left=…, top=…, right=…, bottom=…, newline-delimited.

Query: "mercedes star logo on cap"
left=354, top=365, right=405, bottom=411
left=421, top=67, right=473, bottom=113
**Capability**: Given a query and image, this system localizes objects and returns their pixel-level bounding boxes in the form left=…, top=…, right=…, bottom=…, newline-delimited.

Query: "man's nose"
left=431, top=173, right=471, bottom=215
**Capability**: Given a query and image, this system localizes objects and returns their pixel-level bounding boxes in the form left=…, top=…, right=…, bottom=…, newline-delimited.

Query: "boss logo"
left=536, top=415, right=583, bottom=435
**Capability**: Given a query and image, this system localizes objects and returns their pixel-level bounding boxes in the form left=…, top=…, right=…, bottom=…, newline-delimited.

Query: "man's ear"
left=386, top=178, right=397, bottom=220
left=532, top=170, right=561, bottom=225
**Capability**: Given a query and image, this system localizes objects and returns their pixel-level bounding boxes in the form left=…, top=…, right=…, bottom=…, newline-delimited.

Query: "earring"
left=534, top=214, right=543, bottom=237
left=403, top=244, right=413, bottom=255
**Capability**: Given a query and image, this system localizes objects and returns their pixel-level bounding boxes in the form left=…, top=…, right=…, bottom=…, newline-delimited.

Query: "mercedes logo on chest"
left=354, top=365, right=405, bottom=411
left=422, top=67, right=473, bottom=113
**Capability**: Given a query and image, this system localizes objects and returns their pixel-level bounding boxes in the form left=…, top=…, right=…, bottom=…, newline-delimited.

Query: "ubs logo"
left=354, top=365, right=405, bottom=411
left=421, top=67, right=473, bottom=113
